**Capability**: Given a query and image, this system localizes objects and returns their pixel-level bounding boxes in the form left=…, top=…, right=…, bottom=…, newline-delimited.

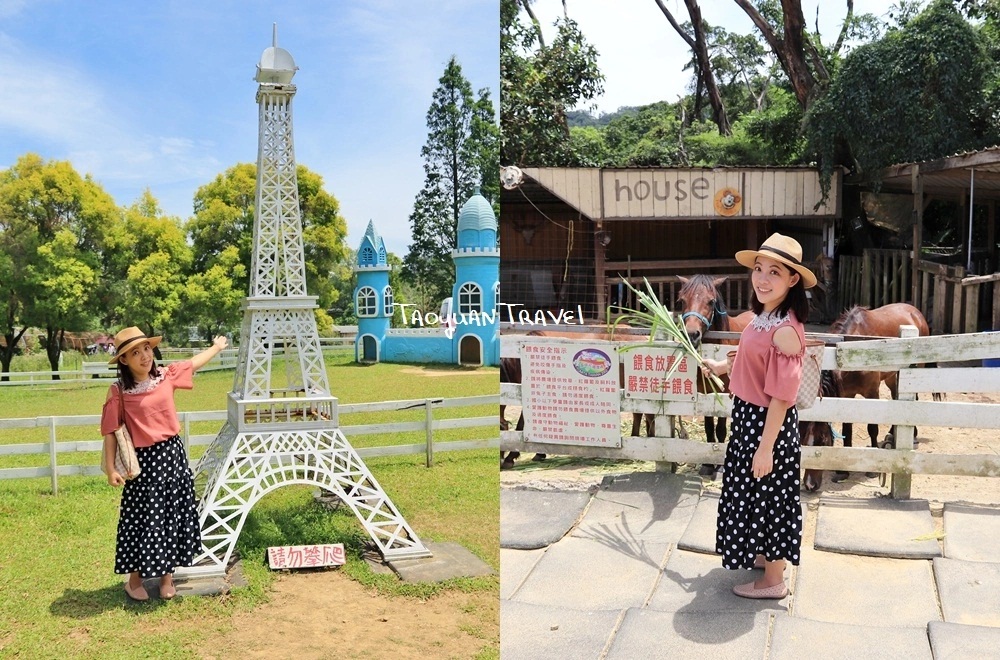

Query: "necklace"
left=750, top=309, right=789, bottom=332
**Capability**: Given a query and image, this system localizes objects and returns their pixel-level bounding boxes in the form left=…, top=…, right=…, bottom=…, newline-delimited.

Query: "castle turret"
left=354, top=220, right=392, bottom=362
left=452, top=188, right=500, bottom=366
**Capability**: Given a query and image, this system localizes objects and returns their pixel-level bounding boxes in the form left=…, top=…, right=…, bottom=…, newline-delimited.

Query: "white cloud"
left=0, top=34, right=225, bottom=217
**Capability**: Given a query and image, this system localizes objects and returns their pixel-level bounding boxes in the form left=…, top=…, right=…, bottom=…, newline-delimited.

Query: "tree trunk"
left=46, top=327, right=63, bottom=380
left=654, top=0, right=731, bottom=135
left=734, top=0, right=825, bottom=109
left=1, top=327, right=28, bottom=383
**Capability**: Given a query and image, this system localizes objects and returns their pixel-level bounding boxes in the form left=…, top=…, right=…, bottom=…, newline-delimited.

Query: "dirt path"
left=200, top=570, right=497, bottom=660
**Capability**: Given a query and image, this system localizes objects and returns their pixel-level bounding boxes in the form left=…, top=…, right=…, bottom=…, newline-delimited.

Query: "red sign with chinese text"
left=622, top=346, right=697, bottom=401
left=267, top=543, right=346, bottom=570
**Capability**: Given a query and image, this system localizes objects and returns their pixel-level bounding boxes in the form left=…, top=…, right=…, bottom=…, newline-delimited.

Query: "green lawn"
left=0, top=351, right=500, bottom=659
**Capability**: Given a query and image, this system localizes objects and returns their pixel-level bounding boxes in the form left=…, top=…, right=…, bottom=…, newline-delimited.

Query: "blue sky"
left=0, top=0, right=499, bottom=256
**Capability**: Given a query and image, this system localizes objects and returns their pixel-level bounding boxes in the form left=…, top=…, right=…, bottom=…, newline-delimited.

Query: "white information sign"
left=521, top=340, right=621, bottom=448
left=622, top=345, right=697, bottom=402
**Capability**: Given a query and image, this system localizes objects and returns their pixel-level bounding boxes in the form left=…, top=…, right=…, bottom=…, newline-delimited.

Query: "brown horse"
left=800, top=369, right=843, bottom=491
left=675, top=275, right=751, bottom=476
left=829, top=302, right=932, bottom=482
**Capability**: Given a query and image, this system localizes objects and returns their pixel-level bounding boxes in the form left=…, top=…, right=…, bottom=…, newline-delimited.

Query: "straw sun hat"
left=108, top=326, right=162, bottom=365
left=735, top=233, right=817, bottom=289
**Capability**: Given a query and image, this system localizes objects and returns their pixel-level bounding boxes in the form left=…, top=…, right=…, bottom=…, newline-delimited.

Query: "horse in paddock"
left=799, top=369, right=843, bottom=492
left=675, top=275, right=751, bottom=475
left=829, top=302, right=933, bottom=483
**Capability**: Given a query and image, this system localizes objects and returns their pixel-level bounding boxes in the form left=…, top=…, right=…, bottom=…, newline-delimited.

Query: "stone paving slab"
left=928, top=621, right=1000, bottom=659
left=500, top=601, right=620, bottom=660
left=769, top=613, right=932, bottom=659
left=678, top=492, right=806, bottom=558
left=571, top=472, right=700, bottom=545
left=677, top=491, right=720, bottom=554
left=501, top=488, right=593, bottom=550
left=605, top=608, right=769, bottom=659
left=511, top=535, right=668, bottom=610
left=943, top=502, right=1000, bottom=562
left=387, top=541, right=494, bottom=582
left=933, top=557, right=1000, bottom=627
left=814, top=497, right=940, bottom=559
left=501, top=548, right=545, bottom=600
left=165, top=560, right=246, bottom=597
left=647, top=548, right=787, bottom=615
left=794, top=547, right=940, bottom=627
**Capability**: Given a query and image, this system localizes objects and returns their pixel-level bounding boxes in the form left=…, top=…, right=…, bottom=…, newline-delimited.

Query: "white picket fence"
left=0, top=338, right=356, bottom=386
left=500, top=328, right=1000, bottom=498
left=0, top=394, right=498, bottom=495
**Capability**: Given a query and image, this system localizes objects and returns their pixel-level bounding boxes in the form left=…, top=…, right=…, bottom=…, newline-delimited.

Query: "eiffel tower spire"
left=185, top=28, right=429, bottom=576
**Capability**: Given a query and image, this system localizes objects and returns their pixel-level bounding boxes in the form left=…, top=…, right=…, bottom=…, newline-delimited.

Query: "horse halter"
left=681, top=298, right=728, bottom=329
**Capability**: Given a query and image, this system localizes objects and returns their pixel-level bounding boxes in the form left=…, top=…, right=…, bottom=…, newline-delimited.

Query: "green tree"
left=102, top=190, right=192, bottom=345
left=805, top=0, right=1000, bottom=192
left=0, top=154, right=118, bottom=378
left=180, top=245, right=246, bottom=341
left=186, top=163, right=349, bottom=317
left=26, top=230, right=99, bottom=376
left=501, top=0, right=604, bottom=165
left=404, top=57, right=497, bottom=304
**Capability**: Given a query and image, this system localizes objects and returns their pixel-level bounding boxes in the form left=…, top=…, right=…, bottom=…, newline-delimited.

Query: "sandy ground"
left=200, top=569, right=497, bottom=660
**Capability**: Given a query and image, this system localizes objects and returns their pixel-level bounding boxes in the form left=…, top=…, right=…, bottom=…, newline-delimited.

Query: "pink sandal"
left=733, top=580, right=789, bottom=600
left=124, top=580, right=149, bottom=602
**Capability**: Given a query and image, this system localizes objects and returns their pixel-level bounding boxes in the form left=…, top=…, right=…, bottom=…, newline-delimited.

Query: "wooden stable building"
left=843, top=147, right=1000, bottom=334
left=500, top=166, right=841, bottom=323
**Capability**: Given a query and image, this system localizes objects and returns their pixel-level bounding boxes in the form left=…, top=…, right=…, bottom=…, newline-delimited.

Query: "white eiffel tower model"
left=185, top=27, right=430, bottom=577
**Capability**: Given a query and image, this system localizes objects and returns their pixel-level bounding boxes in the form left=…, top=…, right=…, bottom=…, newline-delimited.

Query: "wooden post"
left=862, top=250, right=872, bottom=308
left=653, top=413, right=675, bottom=473
left=595, top=221, right=606, bottom=324
left=912, top=166, right=923, bottom=307
left=425, top=399, right=434, bottom=468
left=891, top=325, right=919, bottom=499
left=48, top=417, right=58, bottom=496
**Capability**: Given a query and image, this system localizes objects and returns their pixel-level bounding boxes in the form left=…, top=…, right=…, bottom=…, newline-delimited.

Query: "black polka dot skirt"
left=114, top=435, right=202, bottom=578
left=715, top=396, right=803, bottom=569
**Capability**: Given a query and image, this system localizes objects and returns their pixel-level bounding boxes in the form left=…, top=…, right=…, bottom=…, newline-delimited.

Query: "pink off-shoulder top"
left=728, top=311, right=805, bottom=408
left=100, top=361, right=194, bottom=448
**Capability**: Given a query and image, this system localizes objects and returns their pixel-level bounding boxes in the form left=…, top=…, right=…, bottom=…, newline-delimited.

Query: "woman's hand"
left=752, top=445, right=774, bottom=479
left=701, top=358, right=727, bottom=378
left=107, top=470, right=125, bottom=487
left=212, top=335, right=229, bottom=351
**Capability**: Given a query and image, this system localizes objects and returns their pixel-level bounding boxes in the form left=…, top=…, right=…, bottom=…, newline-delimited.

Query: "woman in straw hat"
left=100, top=327, right=228, bottom=602
left=701, top=233, right=816, bottom=600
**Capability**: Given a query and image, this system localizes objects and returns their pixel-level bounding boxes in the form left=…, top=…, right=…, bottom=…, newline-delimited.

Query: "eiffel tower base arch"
left=178, top=422, right=431, bottom=578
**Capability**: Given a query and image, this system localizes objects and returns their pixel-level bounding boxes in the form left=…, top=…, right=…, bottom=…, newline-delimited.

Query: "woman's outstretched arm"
left=191, top=336, right=229, bottom=372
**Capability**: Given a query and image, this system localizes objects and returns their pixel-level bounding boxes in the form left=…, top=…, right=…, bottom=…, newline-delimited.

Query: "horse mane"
left=830, top=305, right=867, bottom=335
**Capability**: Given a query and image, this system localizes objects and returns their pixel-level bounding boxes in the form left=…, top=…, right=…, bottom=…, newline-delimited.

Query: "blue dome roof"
left=457, top=189, right=497, bottom=233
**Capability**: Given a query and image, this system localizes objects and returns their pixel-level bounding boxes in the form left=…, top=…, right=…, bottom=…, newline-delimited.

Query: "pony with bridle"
left=675, top=275, right=752, bottom=475
left=829, top=302, right=934, bottom=482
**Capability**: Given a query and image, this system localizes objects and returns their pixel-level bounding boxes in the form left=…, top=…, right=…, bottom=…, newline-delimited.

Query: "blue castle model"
left=354, top=188, right=499, bottom=367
